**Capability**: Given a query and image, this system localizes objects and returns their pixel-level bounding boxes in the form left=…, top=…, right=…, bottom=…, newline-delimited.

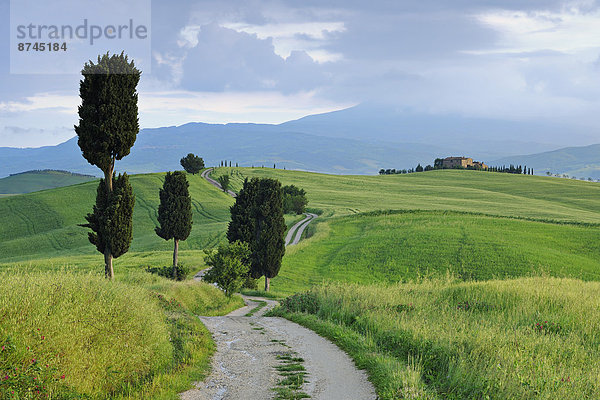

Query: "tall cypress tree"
left=75, top=52, right=140, bottom=279
left=80, top=173, right=135, bottom=278
left=155, top=171, right=193, bottom=278
left=227, top=178, right=286, bottom=291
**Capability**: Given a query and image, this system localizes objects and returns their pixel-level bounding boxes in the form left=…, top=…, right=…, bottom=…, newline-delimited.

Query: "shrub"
left=217, top=175, right=230, bottom=192
left=280, top=292, right=320, bottom=314
left=145, top=263, right=190, bottom=281
left=282, top=185, right=308, bottom=215
left=203, top=241, right=251, bottom=297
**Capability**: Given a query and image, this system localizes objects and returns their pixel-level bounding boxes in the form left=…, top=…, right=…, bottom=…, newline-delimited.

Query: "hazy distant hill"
left=280, top=104, right=597, bottom=160
left=492, top=144, right=600, bottom=180
left=0, top=123, right=445, bottom=177
left=0, top=170, right=96, bottom=194
left=2, top=104, right=598, bottom=177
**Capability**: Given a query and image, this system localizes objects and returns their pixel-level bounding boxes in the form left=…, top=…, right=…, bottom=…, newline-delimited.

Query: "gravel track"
left=189, top=168, right=371, bottom=399
left=201, top=168, right=237, bottom=197
left=179, top=297, right=376, bottom=400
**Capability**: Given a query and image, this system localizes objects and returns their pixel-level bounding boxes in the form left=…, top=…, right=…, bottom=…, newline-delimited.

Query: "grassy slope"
left=0, top=270, right=243, bottom=399
left=211, top=167, right=600, bottom=222
left=0, top=171, right=233, bottom=264
left=0, top=170, right=96, bottom=194
left=274, top=210, right=600, bottom=294
left=209, top=168, right=600, bottom=293
left=273, top=278, right=600, bottom=399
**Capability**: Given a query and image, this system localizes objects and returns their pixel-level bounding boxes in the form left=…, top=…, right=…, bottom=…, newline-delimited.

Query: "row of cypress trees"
left=75, top=53, right=286, bottom=291
left=74, top=53, right=192, bottom=281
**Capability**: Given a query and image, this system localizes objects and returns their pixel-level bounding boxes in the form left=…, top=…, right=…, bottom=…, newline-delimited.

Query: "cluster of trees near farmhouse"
left=380, top=160, right=534, bottom=175
left=75, top=52, right=305, bottom=292
left=487, top=165, right=534, bottom=175
left=379, top=164, right=433, bottom=175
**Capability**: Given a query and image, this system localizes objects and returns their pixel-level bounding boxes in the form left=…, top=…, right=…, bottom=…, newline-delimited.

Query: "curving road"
left=179, top=296, right=376, bottom=400
left=201, top=168, right=237, bottom=197
left=184, top=169, right=370, bottom=399
left=285, top=213, right=318, bottom=246
left=202, top=167, right=317, bottom=246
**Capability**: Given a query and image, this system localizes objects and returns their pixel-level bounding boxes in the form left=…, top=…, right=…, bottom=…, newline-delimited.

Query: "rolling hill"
left=3, top=104, right=598, bottom=178
left=493, top=143, right=600, bottom=180
left=0, top=171, right=234, bottom=264
left=0, top=170, right=96, bottom=194
left=3, top=168, right=600, bottom=291
left=209, top=168, right=600, bottom=293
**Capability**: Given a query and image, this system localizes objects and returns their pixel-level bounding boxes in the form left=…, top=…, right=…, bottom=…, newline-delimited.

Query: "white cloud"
left=469, top=7, right=600, bottom=54
left=138, top=89, right=354, bottom=127
left=220, top=21, right=345, bottom=62
left=0, top=93, right=78, bottom=114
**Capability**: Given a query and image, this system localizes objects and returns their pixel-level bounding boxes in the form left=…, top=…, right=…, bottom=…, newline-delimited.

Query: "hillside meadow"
left=0, top=269, right=243, bottom=399
left=272, top=277, right=600, bottom=399
left=269, top=210, right=600, bottom=294
left=0, top=170, right=96, bottom=195
left=0, top=171, right=233, bottom=264
left=211, top=167, right=600, bottom=222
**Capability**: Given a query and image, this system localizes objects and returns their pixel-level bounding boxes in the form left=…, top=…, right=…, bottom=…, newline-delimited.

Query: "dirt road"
left=201, top=168, right=237, bottom=197
left=180, top=297, right=376, bottom=400
left=284, top=213, right=318, bottom=246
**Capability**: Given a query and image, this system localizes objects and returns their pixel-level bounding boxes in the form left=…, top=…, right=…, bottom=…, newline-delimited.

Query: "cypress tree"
left=227, top=178, right=286, bottom=291
left=80, top=173, right=135, bottom=278
left=75, top=52, right=140, bottom=279
left=155, top=171, right=193, bottom=279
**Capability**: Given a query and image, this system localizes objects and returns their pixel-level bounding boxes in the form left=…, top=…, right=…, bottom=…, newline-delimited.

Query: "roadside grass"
left=285, top=214, right=308, bottom=231
left=271, top=277, right=600, bottom=399
left=273, top=352, right=310, bottom=399
left=0, top=270, right=243, bottom=399
left=269, top=210, right=600, bottom=295
left=245, top=301, right=268, bottom=317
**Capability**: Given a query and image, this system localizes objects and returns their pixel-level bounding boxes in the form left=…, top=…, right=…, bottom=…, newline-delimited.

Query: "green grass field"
left=211, top=167, right=600, bottom=222
left=208, top=168, right=600, bottom=294
left=0, top=171, right=234, bottom=264
left=269, top=210, right=600, bottom=294
left=273, top=277, right=600, bottom=399
left=0, top=170, right=96, bottom=194
left=2, top=166, right=600, bottom=398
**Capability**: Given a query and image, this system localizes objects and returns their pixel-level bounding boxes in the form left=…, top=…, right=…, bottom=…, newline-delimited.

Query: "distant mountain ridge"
left=0, top=123, right=446, bottom=177
left=492, top=144, right=600, bottom=180
left=1, top=104, right=598, bottom=177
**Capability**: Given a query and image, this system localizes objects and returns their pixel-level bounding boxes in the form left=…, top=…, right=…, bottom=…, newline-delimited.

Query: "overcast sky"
left=1, top=0, right=600, bottom=147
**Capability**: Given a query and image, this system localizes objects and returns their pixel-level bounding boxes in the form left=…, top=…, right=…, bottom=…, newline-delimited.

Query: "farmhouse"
left=442, top=157, right=487, bottom=170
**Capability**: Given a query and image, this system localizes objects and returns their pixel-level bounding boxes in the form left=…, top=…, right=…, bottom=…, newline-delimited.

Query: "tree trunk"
left=173, top=239, right=179, bottom=280
left=264, top=276, right=270, bottom=292
left=104, top=163, right=114, bottom=192
left=104, top=247, right=114, bottom=280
